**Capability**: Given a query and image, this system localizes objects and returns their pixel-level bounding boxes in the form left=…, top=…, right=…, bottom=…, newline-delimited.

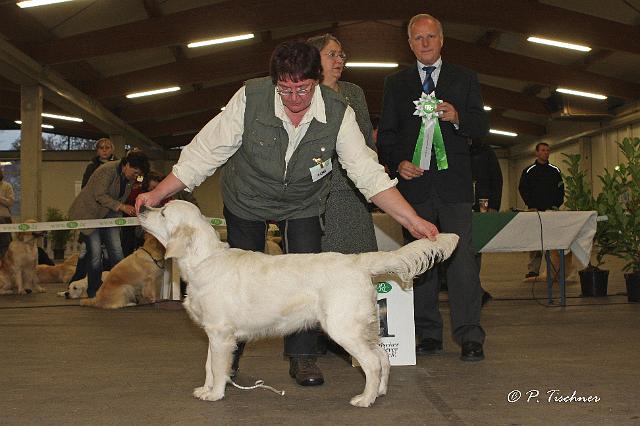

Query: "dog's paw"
left=193, top=386, right=224, bottom=401
left=350, top=393, right=376, bottom=408
left=36, top=286, right=46, bottom=293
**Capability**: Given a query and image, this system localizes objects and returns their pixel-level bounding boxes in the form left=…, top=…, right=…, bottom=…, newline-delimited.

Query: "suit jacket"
left=377, top=62, right=489, bottom=204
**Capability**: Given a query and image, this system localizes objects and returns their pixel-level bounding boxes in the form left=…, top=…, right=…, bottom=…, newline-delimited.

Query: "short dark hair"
left=535, top=142, right=550, bottom=151
left=269, top=40, right=321, bottom=85
left=122, top=149, right=150, bottom=176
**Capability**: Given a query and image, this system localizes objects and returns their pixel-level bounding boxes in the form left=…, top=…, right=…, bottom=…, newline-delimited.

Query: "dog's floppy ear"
left=165, top=225, right=195, bottom=259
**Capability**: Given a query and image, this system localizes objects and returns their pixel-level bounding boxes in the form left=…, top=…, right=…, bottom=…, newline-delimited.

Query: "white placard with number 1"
left=353, top=280, right=416, bottom=367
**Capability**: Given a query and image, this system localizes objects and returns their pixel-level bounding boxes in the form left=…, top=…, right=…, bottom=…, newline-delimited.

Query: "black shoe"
left=230, top=342, right=245, bottom=379
left=289, top=356, right=324, bottom=386
left=460, top=341, right=484, bottom=362
left=416, top=338, right=443, bottom=356
left=481, top=291, right=493, bottom=307
left=525, top=271, right=539, bottom=278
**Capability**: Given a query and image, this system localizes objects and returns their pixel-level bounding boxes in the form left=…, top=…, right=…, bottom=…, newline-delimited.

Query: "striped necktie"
left=422, top=66, right=436, bottom=94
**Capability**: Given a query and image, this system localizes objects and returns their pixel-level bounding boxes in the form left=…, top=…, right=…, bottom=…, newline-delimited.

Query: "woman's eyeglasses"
left=325, top=51, right=347, bottom=60
left=276, top=85, right=313, bottom=97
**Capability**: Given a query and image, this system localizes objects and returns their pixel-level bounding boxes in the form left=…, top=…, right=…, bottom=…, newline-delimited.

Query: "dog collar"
left=140, top=247, right=165, bottom=269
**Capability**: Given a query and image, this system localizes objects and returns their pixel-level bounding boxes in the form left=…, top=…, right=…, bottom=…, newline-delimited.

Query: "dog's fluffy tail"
left=80, top=297, right=97, bottom=306
left=355, top=233, right=459, bottom=289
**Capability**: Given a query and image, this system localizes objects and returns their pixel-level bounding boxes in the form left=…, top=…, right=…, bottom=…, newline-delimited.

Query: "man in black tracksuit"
left=518, top=142, right=565, bottom=278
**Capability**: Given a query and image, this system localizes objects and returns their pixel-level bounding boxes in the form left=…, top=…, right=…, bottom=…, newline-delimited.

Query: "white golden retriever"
left=138, top=200, right=458, bottom=407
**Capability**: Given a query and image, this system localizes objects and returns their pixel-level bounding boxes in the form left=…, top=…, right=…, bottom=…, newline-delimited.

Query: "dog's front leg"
left=193, top=332, right=234, bottom=402
left=193, top=342, right=215, bottom=399
left=15, top=271, right=26, bottom=295
left=31, top=272, right=45, bottom=293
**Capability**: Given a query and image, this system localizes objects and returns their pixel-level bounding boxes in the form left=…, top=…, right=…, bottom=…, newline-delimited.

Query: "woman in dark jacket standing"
left=82, top=138, right=117, bottom=188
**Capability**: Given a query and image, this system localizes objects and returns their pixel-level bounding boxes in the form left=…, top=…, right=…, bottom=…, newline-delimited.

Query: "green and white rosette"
left=412, top=92, right=448, bottom=170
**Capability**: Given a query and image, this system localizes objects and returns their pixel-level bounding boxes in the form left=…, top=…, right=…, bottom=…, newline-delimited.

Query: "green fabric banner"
left=472, top=211, right=518, bottom=252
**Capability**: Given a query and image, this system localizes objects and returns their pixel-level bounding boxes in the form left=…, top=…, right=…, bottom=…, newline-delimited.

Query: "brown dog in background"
left=0, top=226, right=43, bottom=295
left=37, top=254, right=79, bottom=285
left=81, top=233, right=165, bottom=309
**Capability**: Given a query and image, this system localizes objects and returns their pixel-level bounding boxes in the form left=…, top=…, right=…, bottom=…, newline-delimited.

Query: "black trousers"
left=224, top=206, right=322, bottom=357
left=404, top=195, right=485, bottom=345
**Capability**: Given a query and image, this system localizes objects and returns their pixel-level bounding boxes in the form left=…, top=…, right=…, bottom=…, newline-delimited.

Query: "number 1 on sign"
left=377, top=298, right=395, bottom=338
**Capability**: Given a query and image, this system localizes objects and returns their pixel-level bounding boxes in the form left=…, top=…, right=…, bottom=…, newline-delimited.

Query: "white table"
left=373, top=211, right=598, bottom=306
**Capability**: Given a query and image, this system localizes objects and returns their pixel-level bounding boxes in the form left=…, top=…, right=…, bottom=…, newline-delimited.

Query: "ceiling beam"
left=480, top=85, right=549, bottom=115
left=134, top=109, right=218, bottom=138
left=0, top=3, right=52, bottom=45
left=489, top=114, right=546, bottom=137
left=117, top=82, right=242, bottom=122
left=20, top=0, right=640, bottom=64
left=0, top=37, right=163, bottom=154
left=81, top=21, right=640, bottom=102
left=0, top=106, right=102, bottom=139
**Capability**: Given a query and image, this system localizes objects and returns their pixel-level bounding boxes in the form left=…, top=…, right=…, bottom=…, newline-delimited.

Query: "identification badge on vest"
left=309, top=158, right=332, bottom=182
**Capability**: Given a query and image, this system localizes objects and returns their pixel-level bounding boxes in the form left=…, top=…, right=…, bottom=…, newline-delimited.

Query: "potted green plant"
left=562, top=153, right=609, bottom=296
left=594, top=137, right=640, bottom=302
left=45, top=207, right=73, bottom=260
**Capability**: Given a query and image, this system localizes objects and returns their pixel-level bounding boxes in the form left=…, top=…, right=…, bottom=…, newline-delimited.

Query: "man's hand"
left=398, top=160, right=424, bottom=180
left=407, top=216, right=439, bottom=241
left=436, top=102, right=459, bottom=125
left=119, top=204, right=136, bottom=216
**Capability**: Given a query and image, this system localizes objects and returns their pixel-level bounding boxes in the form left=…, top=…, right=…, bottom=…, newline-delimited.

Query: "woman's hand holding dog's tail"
left=370, top=187, right=439, bottom=241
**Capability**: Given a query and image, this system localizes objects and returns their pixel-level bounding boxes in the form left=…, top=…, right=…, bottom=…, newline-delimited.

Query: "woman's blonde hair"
left=95, top=138, right=114, bottom=151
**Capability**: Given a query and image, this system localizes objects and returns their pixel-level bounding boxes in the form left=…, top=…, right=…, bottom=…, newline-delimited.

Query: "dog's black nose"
left=64, top=292, right=70, bottom=299
left=139, top=205, right=147, bottom=215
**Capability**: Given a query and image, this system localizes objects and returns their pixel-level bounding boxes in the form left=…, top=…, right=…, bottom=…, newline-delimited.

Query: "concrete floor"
left=1, top=252, right=639, bottom=425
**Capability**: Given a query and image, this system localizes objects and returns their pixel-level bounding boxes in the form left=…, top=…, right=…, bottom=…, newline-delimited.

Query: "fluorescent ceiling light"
left=0, top=162, right=12, bottom=166
left=17, top=0, right=72, bottom=8
left=42, top=112, right=83, bottom=122
left=483, top=105, right=492, bottom=111
left=345, top=62, right=399, bottom=68
left=527, top=36, right=591, bottom=52
left=188, top=33, right=255, bottom=48
left=490, top=129, right=517, bottom=137
left=15, top=120, right=54, bottom=129
left=126, top=86, right=181, bottom=99
left=556, top=87, right=607, bottom=100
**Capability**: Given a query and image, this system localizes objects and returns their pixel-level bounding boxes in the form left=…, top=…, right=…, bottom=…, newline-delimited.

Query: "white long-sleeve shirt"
left=172, top=85, right=396, bottom=202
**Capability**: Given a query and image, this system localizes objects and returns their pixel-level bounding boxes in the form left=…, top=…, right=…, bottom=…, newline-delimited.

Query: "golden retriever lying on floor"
left=37, top=254, right=79, bottom=285
left=139, top=200, right=458, bottom=407
left=0, top=228, right=43, bottom=295
left=81, top=234, right=165, bottom=309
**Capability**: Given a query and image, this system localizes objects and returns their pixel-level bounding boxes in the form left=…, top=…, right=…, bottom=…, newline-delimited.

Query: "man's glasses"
left=276, top=85, right=313, bottom=97
left=325, top=51, right=347, bottom=60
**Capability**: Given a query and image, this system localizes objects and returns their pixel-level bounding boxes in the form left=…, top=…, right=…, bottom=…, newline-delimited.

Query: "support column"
left=20, top=85, right=42, bottom=221
left=110, top=134, right=126, bottom=159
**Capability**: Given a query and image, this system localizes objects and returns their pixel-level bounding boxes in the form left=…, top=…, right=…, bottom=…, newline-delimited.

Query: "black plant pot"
left=625, top=271, right=640, bottom=303
left=579, top=266, right=609, bottom=297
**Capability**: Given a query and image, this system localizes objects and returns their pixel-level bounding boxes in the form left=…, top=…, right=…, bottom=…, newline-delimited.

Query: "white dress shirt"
left=417, top=57, right=443, bottom=87
left=173, top=85, right=396, bottom=201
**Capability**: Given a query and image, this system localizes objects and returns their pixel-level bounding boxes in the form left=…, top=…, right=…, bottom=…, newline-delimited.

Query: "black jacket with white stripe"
left=518, top=161, right=564, bottom=211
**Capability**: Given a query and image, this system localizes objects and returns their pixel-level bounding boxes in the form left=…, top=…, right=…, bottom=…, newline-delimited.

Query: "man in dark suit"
left=377, top=13, right=489, bottom=361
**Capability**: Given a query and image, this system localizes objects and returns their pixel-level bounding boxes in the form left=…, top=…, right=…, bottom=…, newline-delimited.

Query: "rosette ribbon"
left=411, top=92, right=448, bottom=170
